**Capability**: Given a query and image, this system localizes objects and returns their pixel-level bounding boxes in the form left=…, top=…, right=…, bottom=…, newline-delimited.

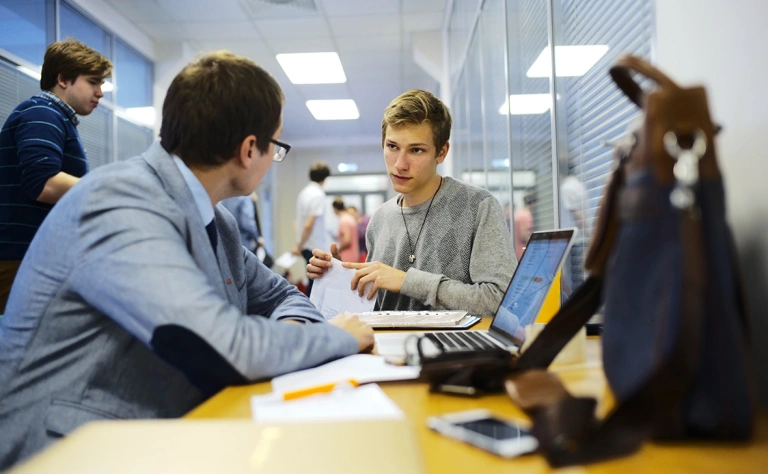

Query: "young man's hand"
left=328, top=312, right=374, bottom=353
left=342, top=261, right=406, bottom=300
left=306, top=243, right=341, bottom=280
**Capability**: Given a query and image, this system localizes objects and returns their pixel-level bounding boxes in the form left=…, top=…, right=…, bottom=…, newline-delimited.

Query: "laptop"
left=374, top=228, right=576, bottom=362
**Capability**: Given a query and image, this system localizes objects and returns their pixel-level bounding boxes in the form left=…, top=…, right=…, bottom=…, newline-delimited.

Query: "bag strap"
left=516, top=276, right=602, bottom=370
left=609, top=55, right=680, bottom=107
left=583, top=147, right=628, bottom=276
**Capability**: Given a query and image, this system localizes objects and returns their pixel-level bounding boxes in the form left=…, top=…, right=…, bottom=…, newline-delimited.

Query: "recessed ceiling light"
left=276, top=52, right=346, bottom=84
left=306, top=99, right=359, bottom=121
left=526, top=45, right=609, bottom=78
left=338, top=163, right=358, bottom=173
left=101, top=80, right=115, bottom=92
left=498, top=94, right=551, bottom=115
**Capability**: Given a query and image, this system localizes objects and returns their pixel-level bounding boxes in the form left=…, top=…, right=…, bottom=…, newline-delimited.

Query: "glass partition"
left=551, top=0, right=653, bottom=292
left=445, top=0, right=652, bottom=292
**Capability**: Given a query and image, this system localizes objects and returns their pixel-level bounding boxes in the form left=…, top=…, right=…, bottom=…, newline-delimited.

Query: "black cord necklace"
left=400, top=177, right=444, bottom=264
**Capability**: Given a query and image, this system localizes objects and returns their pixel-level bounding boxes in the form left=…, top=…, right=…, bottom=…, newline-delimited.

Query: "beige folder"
left=9, top=419, right=425, bottom=474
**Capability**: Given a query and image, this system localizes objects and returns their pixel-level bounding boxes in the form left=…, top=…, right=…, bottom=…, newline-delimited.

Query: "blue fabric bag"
left=505, top=55, right=756, bottom=467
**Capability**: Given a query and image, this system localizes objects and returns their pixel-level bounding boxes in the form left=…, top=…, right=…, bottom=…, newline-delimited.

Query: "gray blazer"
left=0, top=142, right=358, bottom=470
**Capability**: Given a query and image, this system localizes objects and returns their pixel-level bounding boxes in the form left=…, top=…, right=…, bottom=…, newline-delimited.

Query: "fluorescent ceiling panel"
left=276, top=52, right=346, bottom=84
left=526, top=45, right=609, bottom=78
left=337, top=162, right=358, bottom=172
left=306, top=99, right=360, bottom=120
left=498, top=94, right=551, bottom=115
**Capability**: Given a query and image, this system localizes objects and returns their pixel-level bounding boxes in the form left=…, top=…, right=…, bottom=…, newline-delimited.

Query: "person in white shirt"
left=293, top=162, right=331, bottom=293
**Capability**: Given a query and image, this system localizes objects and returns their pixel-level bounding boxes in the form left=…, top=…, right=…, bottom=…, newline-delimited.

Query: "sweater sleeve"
left=14, top=106, right=67, bottom=200
left=400, top=196, right=517, bottom=315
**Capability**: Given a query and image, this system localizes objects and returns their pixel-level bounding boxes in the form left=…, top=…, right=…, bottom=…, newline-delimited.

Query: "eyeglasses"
left=270, top=139, right=291, bottom=162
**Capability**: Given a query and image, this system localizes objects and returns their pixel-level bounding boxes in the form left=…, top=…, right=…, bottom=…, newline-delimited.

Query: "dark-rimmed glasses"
left=270, top=139, right=291, bottom=162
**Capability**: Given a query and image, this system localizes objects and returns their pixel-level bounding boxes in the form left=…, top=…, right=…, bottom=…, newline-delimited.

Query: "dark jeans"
left=0, top=260, right=22, bottom=313
left=301, top=249, right=314, bottom=296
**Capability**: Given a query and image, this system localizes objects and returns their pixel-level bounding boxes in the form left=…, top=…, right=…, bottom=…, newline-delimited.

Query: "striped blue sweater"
left=0, top=95, right=88, bottom=260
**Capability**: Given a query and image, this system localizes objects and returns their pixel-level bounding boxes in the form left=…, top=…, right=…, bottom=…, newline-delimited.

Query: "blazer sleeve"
left=71, top=189, right=358, bottom=388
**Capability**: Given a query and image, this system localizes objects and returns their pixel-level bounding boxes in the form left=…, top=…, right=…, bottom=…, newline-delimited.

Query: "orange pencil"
left=282, top=379, right=360, bottom=401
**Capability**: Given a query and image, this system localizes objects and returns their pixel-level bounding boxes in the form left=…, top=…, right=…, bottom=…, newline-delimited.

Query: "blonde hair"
left=381, top=89, right=451, bottom=151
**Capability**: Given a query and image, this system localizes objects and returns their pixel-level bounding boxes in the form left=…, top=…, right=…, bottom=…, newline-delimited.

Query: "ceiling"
left=103, top=0, right=448, bottom=148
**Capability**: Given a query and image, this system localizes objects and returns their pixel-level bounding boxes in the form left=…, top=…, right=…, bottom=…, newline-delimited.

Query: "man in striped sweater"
left=0, top=38, right=111, bottom=311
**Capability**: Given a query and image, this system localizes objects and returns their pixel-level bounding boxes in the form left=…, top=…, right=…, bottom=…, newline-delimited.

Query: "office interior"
left=0, top=0, right=766, bottom=412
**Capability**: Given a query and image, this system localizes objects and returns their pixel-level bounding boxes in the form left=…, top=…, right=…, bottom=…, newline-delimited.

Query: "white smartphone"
left=427, top=409, right=538, bottom=458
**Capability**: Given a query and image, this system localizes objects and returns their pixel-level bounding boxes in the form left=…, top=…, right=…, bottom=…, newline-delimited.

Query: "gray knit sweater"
left=366, top=176, right=517, bottom=315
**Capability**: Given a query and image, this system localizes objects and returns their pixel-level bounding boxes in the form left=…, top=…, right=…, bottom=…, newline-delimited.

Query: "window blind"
left=117, top=116, right=153, bottom=161
left=559, top=0, right=652, bottom=286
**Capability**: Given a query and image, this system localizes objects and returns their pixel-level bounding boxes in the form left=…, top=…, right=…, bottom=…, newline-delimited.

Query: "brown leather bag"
left=504, top=55, right=756, bottom=467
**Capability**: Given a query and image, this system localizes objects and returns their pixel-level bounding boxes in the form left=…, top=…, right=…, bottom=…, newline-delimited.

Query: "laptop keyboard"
left=430, top=331, right=502, bottom=351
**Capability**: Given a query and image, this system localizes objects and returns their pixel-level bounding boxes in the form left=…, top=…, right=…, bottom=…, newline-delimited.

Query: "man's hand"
left=329, top=312, right=374, bottom=353
left=306, top=243, right=340, bottom=280
left=342, top=261, right=407, bottom=300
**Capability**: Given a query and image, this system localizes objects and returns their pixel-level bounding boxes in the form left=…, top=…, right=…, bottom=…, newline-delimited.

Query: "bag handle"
left=609, top=55, right=680, bottom=107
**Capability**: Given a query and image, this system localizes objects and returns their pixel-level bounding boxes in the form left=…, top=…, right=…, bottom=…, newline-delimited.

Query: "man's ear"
left=237, top=135, right=258, bottom=169
left=56, top=73, right=71, bottom=89
left=436, top=141, right=450, bottom=164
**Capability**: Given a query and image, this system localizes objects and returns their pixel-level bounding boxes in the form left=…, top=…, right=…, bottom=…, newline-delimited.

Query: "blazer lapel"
left=141, top=142, right=228, bottom=298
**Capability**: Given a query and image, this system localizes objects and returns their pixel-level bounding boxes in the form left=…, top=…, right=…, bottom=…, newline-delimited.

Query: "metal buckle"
left=663, top=129, right=707, bottom=210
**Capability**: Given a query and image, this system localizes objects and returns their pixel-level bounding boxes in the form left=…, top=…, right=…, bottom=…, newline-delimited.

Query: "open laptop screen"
left=490, top=229, right=575, bottom=344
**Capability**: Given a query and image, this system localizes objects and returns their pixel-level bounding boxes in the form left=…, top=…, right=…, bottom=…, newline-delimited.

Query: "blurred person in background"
left=513, top=206, right=534, bottom=261
left=332, top=197, right=360, bottom=263
left=293, top=161, right=330, bottom=295
left=347, top=205, right=370, bottom=262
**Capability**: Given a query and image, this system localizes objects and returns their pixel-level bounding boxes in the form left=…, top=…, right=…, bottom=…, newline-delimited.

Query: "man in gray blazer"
left=0, top=51, right=373, bottom=470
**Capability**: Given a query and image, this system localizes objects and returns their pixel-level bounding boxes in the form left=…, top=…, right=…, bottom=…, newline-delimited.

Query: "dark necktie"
left=205, top=218, right=218, bottom=250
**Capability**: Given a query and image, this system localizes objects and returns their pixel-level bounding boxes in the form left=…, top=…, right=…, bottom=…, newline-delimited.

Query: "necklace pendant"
left=409, top=254, right=416, bottom=264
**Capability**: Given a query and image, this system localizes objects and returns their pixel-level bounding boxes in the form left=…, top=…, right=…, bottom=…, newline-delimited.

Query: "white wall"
left=67, top=0, right=155, bottom=60
left=655, top=0, right=768, bottom=407
left=152, top=42, right=198, bottom=135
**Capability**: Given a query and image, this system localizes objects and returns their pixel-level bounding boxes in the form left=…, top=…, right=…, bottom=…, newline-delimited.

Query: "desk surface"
left=186, top=320, right=768, bottom=473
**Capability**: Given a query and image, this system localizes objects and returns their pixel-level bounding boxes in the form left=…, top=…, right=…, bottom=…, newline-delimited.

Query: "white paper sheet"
left=270, top=354, right=420, bottom=394
left=251, top=384, right=404, bottom=423
left=308, top=258, right=375, bottom=319
left=274, top=252, right=298, bottom=269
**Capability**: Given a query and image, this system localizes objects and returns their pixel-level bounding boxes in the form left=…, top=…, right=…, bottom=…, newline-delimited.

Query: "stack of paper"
left=251, top=384, right=404, bottom=423
left=250, top=354, right=420, bottom=424
left=309, top=258, right=375, bottom=318
left=272, top=354, right=420, bottom=393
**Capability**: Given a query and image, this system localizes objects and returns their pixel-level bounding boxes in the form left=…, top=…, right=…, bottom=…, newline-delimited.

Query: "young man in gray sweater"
left=307, top=90, right=517, bottom=316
